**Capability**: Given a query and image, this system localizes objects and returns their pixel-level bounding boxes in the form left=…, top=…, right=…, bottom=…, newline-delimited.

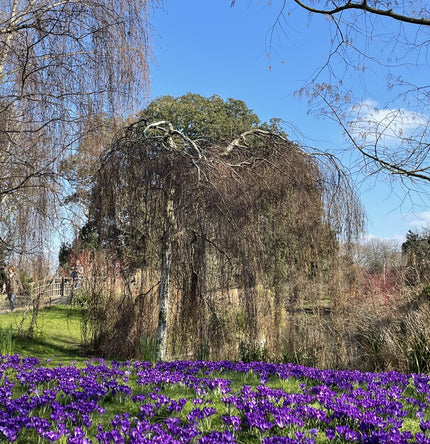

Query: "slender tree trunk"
left=273, top=285, right=282, bottom=348
left=156, top=188, right=175, bottom=361
left=27, top=291, right=41, bottom=339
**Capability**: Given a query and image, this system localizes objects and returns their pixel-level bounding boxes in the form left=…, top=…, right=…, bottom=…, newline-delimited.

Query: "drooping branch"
left=224, top=128, right=274, bottom=153
left=143, top=120, right=203, bottom=160
left=231, top=1, right=430, bottom=195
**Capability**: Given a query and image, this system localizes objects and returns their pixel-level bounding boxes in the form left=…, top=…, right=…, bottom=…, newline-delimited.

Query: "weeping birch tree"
left=0, top=0, right=158, bottom=263
left=89, top=94, right=363, bottom=360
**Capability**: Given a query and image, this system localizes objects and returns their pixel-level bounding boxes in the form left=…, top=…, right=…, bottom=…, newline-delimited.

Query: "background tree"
left=138, top=93, right=283, bottom=144
left=355, top=238, right=403, bottom=304
left=0, top=0, right=159, bottom=264
left=402, top=229, right=430, bottom=286
left=357, top=238, right=401, bottom=276
left=88, top=94, right=363, bottom=360
left=231, top=1, right=430, bottom=195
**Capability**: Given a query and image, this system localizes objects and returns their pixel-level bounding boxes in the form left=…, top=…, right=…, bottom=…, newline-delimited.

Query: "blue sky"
left=148, top=1, right=430, bottom=245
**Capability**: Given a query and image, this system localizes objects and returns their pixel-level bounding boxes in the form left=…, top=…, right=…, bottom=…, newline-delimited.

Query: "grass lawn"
left=0, top=305, right=85, bottom=364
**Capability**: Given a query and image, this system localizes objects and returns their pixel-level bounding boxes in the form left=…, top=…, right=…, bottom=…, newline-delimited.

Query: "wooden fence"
left=0, top=277, right=74, bottom=312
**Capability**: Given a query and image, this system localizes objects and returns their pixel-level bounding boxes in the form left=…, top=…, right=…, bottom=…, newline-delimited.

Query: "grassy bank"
left=0, top=305, right=83, bottom=364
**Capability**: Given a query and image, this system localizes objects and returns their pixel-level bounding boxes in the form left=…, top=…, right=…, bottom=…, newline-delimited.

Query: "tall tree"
left=231, top=1, right=430, bottom=194
left=89, top=94, right=363, bottom=360
left=0, top=0, right=159, bottom=261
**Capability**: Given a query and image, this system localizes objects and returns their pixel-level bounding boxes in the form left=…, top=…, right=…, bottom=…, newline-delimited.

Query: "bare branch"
left=292, top=0, right=430, bottom=26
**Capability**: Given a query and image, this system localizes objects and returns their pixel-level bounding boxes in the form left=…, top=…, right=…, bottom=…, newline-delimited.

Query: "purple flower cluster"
left=0, top=355, right=430, bottom=442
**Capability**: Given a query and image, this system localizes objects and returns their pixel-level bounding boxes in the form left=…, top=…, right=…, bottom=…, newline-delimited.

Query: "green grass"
left=0, top=305, right=85, bottom=365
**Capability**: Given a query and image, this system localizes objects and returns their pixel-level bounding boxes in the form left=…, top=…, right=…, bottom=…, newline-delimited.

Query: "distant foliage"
left=402, top=229, right=430, bottom=286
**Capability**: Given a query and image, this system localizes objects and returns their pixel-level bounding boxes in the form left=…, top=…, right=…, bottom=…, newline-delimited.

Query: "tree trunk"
left=156, top=188, right=175, bottom=361
left=27, top=292, right=42, bottom=340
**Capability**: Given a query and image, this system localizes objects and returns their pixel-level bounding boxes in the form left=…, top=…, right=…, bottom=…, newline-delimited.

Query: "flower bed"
left=0, top=355, right=429, bottom=442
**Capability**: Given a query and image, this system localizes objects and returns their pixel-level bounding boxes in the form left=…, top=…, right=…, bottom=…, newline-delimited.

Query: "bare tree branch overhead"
left=291, top=0, right=430, bottom=26
left=231, top=1, right=430, bottom=194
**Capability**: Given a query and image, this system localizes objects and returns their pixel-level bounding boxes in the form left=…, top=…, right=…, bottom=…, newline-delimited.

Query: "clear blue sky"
left=149, top=1, right=430, bottom=245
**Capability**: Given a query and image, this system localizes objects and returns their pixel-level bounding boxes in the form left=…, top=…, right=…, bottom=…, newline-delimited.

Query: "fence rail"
left=0, top=277, right=74, bottom=312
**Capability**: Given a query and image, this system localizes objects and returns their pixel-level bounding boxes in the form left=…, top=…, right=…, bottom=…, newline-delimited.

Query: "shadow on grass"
left=12, top=335, right=81, bottom=359
left=0, top=305, right=84, bottom=360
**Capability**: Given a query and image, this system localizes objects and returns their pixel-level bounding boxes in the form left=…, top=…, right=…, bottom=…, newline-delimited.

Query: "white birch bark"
left=155, top=188, right=175, bottom=361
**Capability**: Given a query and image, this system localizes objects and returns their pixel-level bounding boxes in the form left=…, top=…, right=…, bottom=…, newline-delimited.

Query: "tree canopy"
left=87, top=94, right=363, bottom=359
left=138, top=93, right=283, bottom=145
